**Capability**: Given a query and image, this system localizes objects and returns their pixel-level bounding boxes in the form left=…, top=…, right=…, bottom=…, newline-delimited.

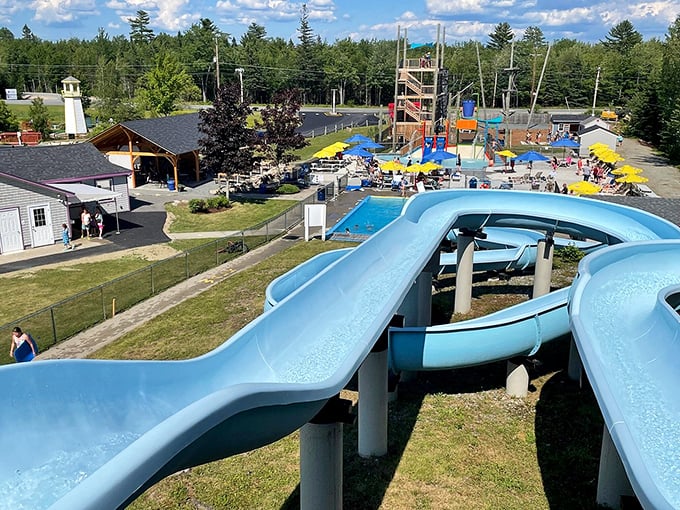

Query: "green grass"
left=0, top=254, right=154, bottom=325
left=165, top=198, right=298, bottom=233
left=88, top=244, right=603, bottom=510
left=6, top=104, right=65, bottom=127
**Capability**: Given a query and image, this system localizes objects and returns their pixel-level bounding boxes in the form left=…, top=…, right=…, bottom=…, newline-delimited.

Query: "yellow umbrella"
left=329, top=142, right=349, bottom=149
left=589, top=142, right=608, bottom=151
left=313, top=148, right=338, bottom=158
left=420, top=161, right=442, bottom=171
left=403, top=163, right=424, bottom=173
left=380, top=160, right=406, bottom=172
left=611, top=165, right=643, bottom=175
left=567, top=181, right=602, bottom=195
left=615, top=174, right=649, bottom=183
left=593, top=149, right=624, bottom=164
left=496, top=150, right=517, bottom=158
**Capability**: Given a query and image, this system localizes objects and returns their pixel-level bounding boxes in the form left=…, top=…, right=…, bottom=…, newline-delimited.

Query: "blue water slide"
left=570, top=241, right=680, bottom=510
left=1, top=190, right=679, bottom=509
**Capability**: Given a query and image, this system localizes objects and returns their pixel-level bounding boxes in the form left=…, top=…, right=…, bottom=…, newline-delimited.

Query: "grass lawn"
left=165, top=198, right=298, bottom=233
left=6, top=104, right=65, bottom=128
left=0, top=254, right=154, bottom=325
left=90, top=244, right=603, bottom=510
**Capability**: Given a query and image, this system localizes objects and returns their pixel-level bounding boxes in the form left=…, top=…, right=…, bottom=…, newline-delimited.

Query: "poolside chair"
left=517, top=173, right=532, bottom=184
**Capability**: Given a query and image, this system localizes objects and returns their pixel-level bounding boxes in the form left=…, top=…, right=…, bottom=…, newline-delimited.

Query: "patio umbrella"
left=615, top=174, right=649, bottom=184
left=343, top=146, right=373, bottom=158
left=380, top=160, right=406, bottom=172
left=496, top=150, right=517, bottom=158
left=422, top=149, right=457, bottom=163
left=420, top=161, right=443, bottom=172
left=593, top=148, right=624, bottom=164
left=567, top=181, right=601, bottom=195
left=611, top=165, right=643, bottom=175
left=589, top=142, right=609, bottom=151
left=550, top=138, right=580, bottom=160
left=313, top=147, right=339, bottom=158
left=515, top=150, right=550, bottom=162
left=403, top=163, right=425, bottom=173
left=357, top=141, right=385, bottom=150
left=344, top=134, right=373, bottom=144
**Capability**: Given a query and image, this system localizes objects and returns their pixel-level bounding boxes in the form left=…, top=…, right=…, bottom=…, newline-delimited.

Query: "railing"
left=0, top=185, right=337, bottom=365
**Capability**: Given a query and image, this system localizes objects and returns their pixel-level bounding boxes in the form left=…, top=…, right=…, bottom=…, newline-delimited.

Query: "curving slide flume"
left=1, top=190, right=679, bottom=509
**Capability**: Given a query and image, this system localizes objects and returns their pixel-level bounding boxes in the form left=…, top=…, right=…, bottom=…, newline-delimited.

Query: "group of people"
left=80, top=206, right=105, bottom=240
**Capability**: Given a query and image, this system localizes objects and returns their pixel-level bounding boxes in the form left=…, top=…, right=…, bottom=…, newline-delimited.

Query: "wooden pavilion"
left=90, top=113, right=202, bottom=189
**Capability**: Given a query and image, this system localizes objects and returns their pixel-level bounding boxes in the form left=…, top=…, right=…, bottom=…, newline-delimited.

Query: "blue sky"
left=1, top=0, right=678, bottom=44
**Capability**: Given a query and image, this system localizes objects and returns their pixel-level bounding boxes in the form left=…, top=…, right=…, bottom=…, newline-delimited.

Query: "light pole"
left=331, top=88, right=337, bottom=115
left=235, top=68, right=244, bottom=103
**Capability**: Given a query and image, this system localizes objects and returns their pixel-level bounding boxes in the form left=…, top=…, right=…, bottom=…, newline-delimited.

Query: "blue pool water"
left=327, top=196, right=407, bottom=238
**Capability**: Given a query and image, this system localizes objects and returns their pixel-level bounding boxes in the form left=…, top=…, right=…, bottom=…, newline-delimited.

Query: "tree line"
left=0, top=9, right=679, bottom=161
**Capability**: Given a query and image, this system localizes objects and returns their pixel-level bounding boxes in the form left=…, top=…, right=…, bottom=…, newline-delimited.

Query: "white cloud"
left=216, top=0, right=336, bottom=25
left=31, top=0, right=98, bottom=24
left=105, top=0, right=199, bottom=32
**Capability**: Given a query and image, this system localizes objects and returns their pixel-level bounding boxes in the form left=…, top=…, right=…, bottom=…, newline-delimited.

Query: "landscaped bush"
left=206, top=195, right=231, bottom=210
left=276, top=183, right=300, bottom=194
left=188, top=198, right=208, bottom=213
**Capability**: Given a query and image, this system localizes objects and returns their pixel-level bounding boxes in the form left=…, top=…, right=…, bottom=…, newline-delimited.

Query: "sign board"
left=5, top=89, right=17, bottom=100
left=304, top=204, right=326, bottom=241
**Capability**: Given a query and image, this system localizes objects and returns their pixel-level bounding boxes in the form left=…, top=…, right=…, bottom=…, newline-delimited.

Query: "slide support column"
left=596, top=425, right=634, bottom=509
left=532, top=234, right=554, bottom=298
left=359, top=317, right=399, bottom=457
left=300, top=396, right=354, bottom=510
left=454, top=229, right=478, bottom=314
left=506, top=356, right=529, bottom=397
left=567, top=337, right=583, bottom=385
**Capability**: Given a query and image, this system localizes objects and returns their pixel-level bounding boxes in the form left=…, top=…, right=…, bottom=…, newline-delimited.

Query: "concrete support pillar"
left=506, top=357, right=529, bottom=397
left=300, top=396, right=354, bottom=510
left=596, top=425, right=634, bottom=509
left=567, top=337, right=583, bottom=385
left=358, top=329, right=389, bottom=457
left=533, top=236, right=554, bottom=298
left=454, top=232, right=475, bottom=314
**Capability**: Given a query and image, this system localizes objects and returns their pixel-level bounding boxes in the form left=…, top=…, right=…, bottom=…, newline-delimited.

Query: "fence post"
left=185, top=252, right=190, bottom=280
left=50, top=307, right=57, bottom=347
left=216, top=239, right=219, bottom=266
left=150, top=265, right=155, bottom=295
left=101, top=286, right=106, bottom=320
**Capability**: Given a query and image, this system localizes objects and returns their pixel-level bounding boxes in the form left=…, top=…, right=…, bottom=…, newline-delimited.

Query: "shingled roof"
left=117, top=113, right=201, bottom=155
left=0, top=142, right=130, bottom=183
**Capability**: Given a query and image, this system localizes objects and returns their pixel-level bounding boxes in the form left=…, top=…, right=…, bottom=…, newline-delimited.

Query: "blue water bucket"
left=167, top=179, right=176, bottom=191
left=462, top=99, right=476, bottom=118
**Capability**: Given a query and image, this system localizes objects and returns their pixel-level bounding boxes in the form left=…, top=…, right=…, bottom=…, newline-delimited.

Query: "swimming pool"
left=327, top=195, right=407, bottom=240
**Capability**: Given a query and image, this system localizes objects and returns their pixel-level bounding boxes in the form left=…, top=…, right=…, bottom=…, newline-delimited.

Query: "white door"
left=28, top=204, right=54, bottom=247
left=0, top=208, right=23, bottom=253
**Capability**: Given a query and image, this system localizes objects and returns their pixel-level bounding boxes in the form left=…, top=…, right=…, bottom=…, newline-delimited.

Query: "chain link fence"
left=1, top=184, right=339, bottom=365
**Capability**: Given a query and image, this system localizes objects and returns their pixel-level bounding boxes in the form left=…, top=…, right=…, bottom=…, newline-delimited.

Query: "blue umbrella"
left=345, top=134, right=373, bottom=144
left=343, top=146, right=373, bottom=158
left=422, top=149, right=457, bottom=162
left=514, top=150, right=550, bottom=162
left=550, top=138, right=580, bottom=148
left=357, top=141, right=384, bottom=150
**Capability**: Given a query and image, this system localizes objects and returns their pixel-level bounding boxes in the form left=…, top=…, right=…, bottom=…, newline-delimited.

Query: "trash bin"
left=462, top=99, right=476, bottom=118
left=317, top=186, right=326, bottom=201
left=167, top=179, right=176, bottom=191
left=469, top=177, right=478, bottom=189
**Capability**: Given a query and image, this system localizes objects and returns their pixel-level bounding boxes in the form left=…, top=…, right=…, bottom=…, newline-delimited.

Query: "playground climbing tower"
left=390, top=26, right=449, bottom=154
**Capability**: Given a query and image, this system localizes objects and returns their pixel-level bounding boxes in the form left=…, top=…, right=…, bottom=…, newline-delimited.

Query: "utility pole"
left=592, top=66, right=601, bottom=113
left=331, top=88, right=337, bottom=114
left=214, top=38, right=220, bottom=89
left=235, top=68, right=244, bottom=103
left=502, top=41, right=518, bottom=147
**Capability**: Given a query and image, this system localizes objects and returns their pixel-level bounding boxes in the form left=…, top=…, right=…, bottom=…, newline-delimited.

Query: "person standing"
left=80, top=207, right=91, bottom=239
left=582, top=160, right=592, bottom=181
left=10, top=326, right=37, bottom=362
left=61, top=223, right=73, bottom=250
left=95, top=209, right=104, bottom=239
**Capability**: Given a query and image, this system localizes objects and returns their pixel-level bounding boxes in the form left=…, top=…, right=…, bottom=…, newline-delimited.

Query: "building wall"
left=579, top=130, right=618, bottom=157
left=0, top=181, right=69, bottom=249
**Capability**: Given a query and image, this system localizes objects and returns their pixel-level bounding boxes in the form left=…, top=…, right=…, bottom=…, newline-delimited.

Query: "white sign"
left=4, top=89, right=17, bottom=100
left=304, top=204, right=327, bottom=241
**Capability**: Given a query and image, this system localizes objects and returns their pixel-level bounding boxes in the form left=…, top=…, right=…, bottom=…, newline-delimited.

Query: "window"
left=96, top=179, right=112, bottom=190
left=32, top=207, right=47, bottom=227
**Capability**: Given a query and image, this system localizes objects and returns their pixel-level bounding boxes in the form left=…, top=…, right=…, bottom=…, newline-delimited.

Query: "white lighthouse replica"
left=62, top=76, right=87, bottom=138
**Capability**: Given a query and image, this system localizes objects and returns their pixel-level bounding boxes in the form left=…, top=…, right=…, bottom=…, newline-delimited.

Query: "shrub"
left=188, top=198, right=208, bottom=213
left=277, top=183, right=300, bottom=194
left=557, top=244, right=584, bottom=263
left=207, top=196, right=230, bottom=210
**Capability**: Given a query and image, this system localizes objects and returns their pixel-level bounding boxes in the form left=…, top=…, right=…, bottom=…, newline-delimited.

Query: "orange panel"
left=456, top=119, right=478, bottom=130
